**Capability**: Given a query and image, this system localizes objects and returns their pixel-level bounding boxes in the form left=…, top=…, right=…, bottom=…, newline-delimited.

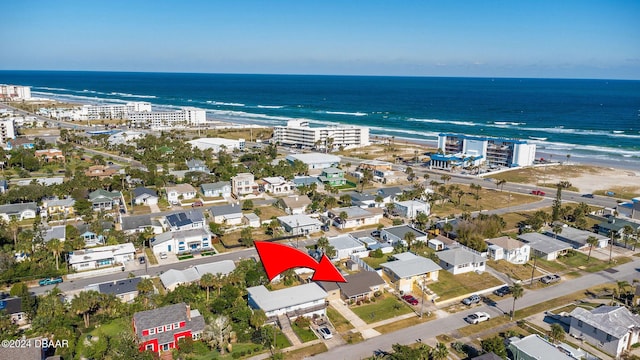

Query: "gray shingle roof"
left=543, top=226, right=607, bottom=247
left=201, top=182, right=230, bottom=192
left=133, top=187, right=158, bottom=198
left=381, top=252, right=442, bottom=279
left=43, top=225, right=66, bottom=243
left=383, top=225, right=427, bottom=239
left=570, top=306, right=640, bottom=338
left=437, top=247, right=485, bottom=266
left=133, top=303, right=204, bottom=345
left=98, top=277, right=142, bottom=296
left=166, top=210, right=203, bottom=228
left=336, top=271, right=385, bottom=298
left=209, top=204, right=242, bottom=216
left=0, top=202, right=38, bottom=215
left=121, top=214, right=153, bottom=231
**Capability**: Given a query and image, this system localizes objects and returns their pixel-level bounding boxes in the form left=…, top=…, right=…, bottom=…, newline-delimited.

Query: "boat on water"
left=529, top=136, right=548, bottom=141
left=612, top=130, right=624, bottom=134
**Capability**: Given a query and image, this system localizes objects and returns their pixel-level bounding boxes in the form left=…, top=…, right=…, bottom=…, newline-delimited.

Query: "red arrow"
left=254, top=241, right=346, bottom=283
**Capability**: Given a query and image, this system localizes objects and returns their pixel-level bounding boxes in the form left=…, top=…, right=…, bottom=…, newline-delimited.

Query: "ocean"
left=1, top=71, right=639, bottom=167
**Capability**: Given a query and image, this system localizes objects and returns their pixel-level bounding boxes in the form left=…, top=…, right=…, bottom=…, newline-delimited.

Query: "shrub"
left=373, top=290, right=382, bottom=297
left=451, top=341, right=465, bottom=353
left=232, top=352, right=241, bottom=359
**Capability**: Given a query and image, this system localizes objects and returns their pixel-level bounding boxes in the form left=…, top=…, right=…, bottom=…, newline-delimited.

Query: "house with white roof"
left=277, top=195, right=312, bottom=215
left=380, top=252, right=442, bottom=292
left=507, top=334, right=578, bottom=360
left=381, top=225, right=428, bottom=246
left=277, top=214, right=323, bottom=236
left=151, top=228, right=212, bottom=254
left=569, top=306, right=640, bottom=357
left=393, top=199, right=430, bottom=218
left=518, top=232, right=572, bottom=261
left=247, top=283, right=328, bottom=322
left=231, top=173, right=259, bottom=196
left=165, top=184, right=197, bottom=204
left=107, top=130, right=145, bottom=146
left=160, top=260, right=236, bottom=291
left=543, top=225, right=609, bottom=249
left=243, top=213, right=261, bottom=227
left=68, top=242, right=136, bottom=271
left=200, top=182, right=231, bottom=198
left=437, top=246, right=486, bottom=275
left=327, top=206, right=383, bottom=229
left=485, top=236, right=530, bottom=264
left=285, top=153, right=341, bottom=169
left=260, top=176, right=295, bottom=195
left=209, top=204, right=243, bottom=225
left=328, top=234, right=368, bottom=260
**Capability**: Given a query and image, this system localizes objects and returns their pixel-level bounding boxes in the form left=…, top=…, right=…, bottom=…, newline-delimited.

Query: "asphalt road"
left=313, top=259, right=638, bottom=360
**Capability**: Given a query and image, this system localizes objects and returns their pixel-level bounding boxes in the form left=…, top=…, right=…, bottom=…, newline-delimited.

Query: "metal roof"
left=381, top=252, right=442, bottom=279
left=278, top=214, right=323, bottom=228
left=518, top=232, right=572, bottom=255
left=508, top=334, right=574, bottom=360
left=436, top=247, right=485, bottom=266
left=247, top=283, right=328, bottom=313
left=328, top=234, right=366, bottom=251
left=382, top=225, right=428, bottom=240
left=570, top=306, right=640, bottom=339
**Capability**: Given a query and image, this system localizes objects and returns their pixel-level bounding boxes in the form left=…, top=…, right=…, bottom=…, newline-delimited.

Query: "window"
left=606, top=334, right=612, bottom=341
left=157, top=326, right=163, bottom=333
left=149, top=328, right=155, bottom=335
left=174, top=322, right=180, bottom=329
left=578, top=320, right=583, bottom=328
left=146, top=344, right=153, bottom=351
left=593, top=327, right=597, bottom=334
left=165, top=324, right=171, bottom=331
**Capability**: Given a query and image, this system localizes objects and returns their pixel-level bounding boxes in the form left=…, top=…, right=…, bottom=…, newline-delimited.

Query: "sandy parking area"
left=545, top=166, right=640, bottom=194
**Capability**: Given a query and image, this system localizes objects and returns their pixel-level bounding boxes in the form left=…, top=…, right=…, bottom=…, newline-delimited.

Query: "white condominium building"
left=0, top=85, right=31, bottom=100
left=80, top=102, right=152, bottom=120
left=434, top=133, right=536, bottom=169
left=0, top=118, right=16, bottom=144
left=128, top=107, right=206, bottom=130
left=274, top=120, right=369, bottom=150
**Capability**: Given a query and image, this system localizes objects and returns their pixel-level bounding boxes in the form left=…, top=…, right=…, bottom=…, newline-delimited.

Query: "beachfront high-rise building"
left=0, top=85, right=31, bottom=100
left=432, top=133, right=536, bottom=170
left=80, top=102, right=152, bottom=120
left=0, top=118, right=16, bottom=144
left=273, top=120, right=369, bottom=150
left=127, top=107, right=206, bottom=130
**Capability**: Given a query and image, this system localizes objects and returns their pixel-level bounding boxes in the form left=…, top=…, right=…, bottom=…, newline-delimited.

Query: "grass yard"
left=456, top=316, right=511, bottom=337
left=429, top=270, right=503, bottom=301
left=291, top=323, right=318, bottom=343
left=343, top=332, right=364, bottom=344
left=373, top=314, right=432, bottom=334
left=257, top=205, right=287, bottom=221
left=75, top=318, right=130, bottom=356
left=556, top=252, right=631, bottom=273
left=487, top=260, right=542, bottom=282
left=326, top=306, right=354, bottom=333
left=283, top=343, right=328, bottom=360
left=594, top=186, right=640, bottom=200
left=144, top=248, right=158, bottom=265
left=360, top=255, right=395, bottom=270
left=350, top=294, right=413, bottom=324
left=430, top=185, right=540, bottom=217
left=220, top=228, right=271, bottom=246
left=489, top=165, right=601, bottom=185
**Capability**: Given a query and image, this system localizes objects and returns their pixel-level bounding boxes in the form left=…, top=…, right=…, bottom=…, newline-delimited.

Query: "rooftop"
left=437, top=247, right=485, bottom=266
left=98, top=277, right=142, bottom=296
left=330, top=206, right=382, bottom=219
left=570, top=306, right=640, bottom=338
left=133, top=187, right=158, bottom=198
left=328, top=234, right=366, bottom=251
left=278, top=214, right=323, bottom=227
left=485, top=236, right=528, bottom=250
left=382, top=225, right=428, bottom=240
left=381, top=252, right=442, bottom=279
left=518, top=232, right=572, bottom=254
left=286, top=153, right=341, bottom=164
left=209, top=204, right=242, bottom=216
left=508, top=334, right=574, bottom=360
left=247, top=283, right=328, bottom=313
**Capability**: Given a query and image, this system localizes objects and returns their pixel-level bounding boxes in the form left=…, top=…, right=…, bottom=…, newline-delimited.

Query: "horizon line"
left=0, top=69, right=638, bottom=82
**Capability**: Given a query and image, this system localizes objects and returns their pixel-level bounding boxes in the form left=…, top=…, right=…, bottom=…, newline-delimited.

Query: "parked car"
left=402, top=295, right=419, bottom=306
left=493, top=286, right=512, bottom=297
left=462, top=294, right=481, bottom=306
left=39, top=277, right=63, bottom=286
left=541, top=274, right=561, bottom=284
left=318, top=326, right=333, bottom=340
left=530, top=190, right=546, bottom=196
left=371, top=230, right=381, bottom=238
left=465, top=312, right=491, bottom=324
left=159, top=252, right=168, bottom=259
left=191, top=200, right=204, bottom=207
left=581, top=193, right=594, bottom=198
left=138, top=256, right=146, bottom=264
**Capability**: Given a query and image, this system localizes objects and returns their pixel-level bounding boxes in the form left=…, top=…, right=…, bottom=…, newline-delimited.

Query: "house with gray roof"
left=381, top=252, right=442, bottom=292
left=159, top=260, right=235, bottom=291
left=200, top=182, right=231, bottom=198
left=164, top=210, right=204, bottom=231
left=327, top=206, right=383, bottom=229
left=347, top=191, right=379, bottom=208
left=43, top=225, right=66, bottom=243
left=133, top=302, right=205, bottom=354
left=381, top=225, right=428, bottom=246
left=42, top=197, right=75, bottom=217
left=0, top=294, right=32, bottom=326
left=121, top=214, right=163, bottom=234
left=292, top=175, right=322, bottom=189
left=319, top=271, right=385, bottom=302
left=95, top=277, right=142, bottom=303
left=151, top=228, right=212, bottom=255
left=88, top=189, right=123, bottom=211
left=186, top=159, right=209, bottom=173
left=437, top=246, right=486, bottom=275
left=133, top=187, right=159, bottom=206
left=0, top=202, right=37, bottom=221
left=247, top=283, right=328, bottom=322
left=277, top=214, right=323, bottom=235
left=543, top=225, right=609, bottom=249
left=277, top=195, right=312, bottom=215
left=209, top=203, right=243, bottom=225
left=507, top=334, right=576, bottom=360
left=518, top=232, right=572, bottom=261
left=569, top=306, right=640, bottom=357
left=327, top=234, right=368, bottom=260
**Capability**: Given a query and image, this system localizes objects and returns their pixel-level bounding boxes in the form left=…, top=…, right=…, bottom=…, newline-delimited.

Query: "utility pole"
left=420, top=274, right=426, bottom=319
left=530, top=255, right=538, bottom=285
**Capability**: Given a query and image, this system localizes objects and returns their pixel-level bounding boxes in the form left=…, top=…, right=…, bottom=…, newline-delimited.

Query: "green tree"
left=550, top=323, right=566, bottom=344
left=552, top=224, right=563, bottom=239
left=202, top=315, right=232, bottom=354
left=242, top=199, right=254, bottom=210
left=249, top=309, right=267, bottom=330
left=339, top=194, right=352, bottom=206
left=510, top=283, right=524, bottom=320
left=240, top=227, right=254, bottom=247
left=586, top=235, right=598, bottom=262
left=136, top=278, right=155, bottom=307
left=360, top=168, right=373, bottom=192
left=339, top=211, right=348, bottom=229
left=403, top=231, right=416, bottom=251
left=200, top=273, right=216, bottom=302
left=431, top=342, right=449, bottom=360
left=47, top=238, right=64, bottom=270
left=71, top=290, right=100, bottom=328
left=481, top=336, right=507, bottom=359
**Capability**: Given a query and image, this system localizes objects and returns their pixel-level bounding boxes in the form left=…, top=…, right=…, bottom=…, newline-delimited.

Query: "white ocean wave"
left=491, top=121, right=527, bottom=126
left=408, top=118, right=476, bottom=126
left=32, top=91, right=130, bottom=104
left=207, top=101, right=245, bottom=107
left=257, top=105, right=284, bottom=109
left=324, top=111, right=368, bottom=116
left=109, top=92, right=157, bottom=99
left=34, top=86, right=69, bottom=91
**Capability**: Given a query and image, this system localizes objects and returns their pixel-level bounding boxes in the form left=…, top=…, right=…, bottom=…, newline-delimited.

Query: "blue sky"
left=2, top=0, right=639, bottom=79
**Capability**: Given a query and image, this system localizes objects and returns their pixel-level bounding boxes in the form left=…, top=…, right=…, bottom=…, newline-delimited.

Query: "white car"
left=465, top=312, right=490, bottom=324
left=159, top=252, right=168, bottom=259
left=318, top=326, right=333, bottom=340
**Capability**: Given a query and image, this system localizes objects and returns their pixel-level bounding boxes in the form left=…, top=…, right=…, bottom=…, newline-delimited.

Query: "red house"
left=133, top=302, right=205, bottom=353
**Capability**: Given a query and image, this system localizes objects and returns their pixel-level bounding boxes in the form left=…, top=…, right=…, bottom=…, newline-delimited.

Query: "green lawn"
left=556, top=252, right=631, bottom=273
left=487, top=260, right=542, bottom=282
left=291, top=323, right=318, bottom=343
left=75, top=318, right=130, bottom=356
left=350, top=295, right=413, bottom=324
left=360, top=255, right=395, bottom=270
left=326, top=306, right=354, bottom=333
left=429, top=270, right=503, bottom=301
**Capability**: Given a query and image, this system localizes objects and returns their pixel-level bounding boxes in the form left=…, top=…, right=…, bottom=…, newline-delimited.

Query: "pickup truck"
left=39, top=277, right=63, bottom=286
left=462, top=294, right=481, bottom=306
left=540, top=274, right=561, bottom=284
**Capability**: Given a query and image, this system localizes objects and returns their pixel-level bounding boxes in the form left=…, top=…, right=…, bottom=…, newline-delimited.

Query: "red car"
left=402, top=295, right=419, bottom=306
left=530, top=190, right=546, bottom=196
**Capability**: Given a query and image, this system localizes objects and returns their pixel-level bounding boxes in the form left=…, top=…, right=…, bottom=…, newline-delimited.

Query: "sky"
left=2, top=0, right=640, bottom=79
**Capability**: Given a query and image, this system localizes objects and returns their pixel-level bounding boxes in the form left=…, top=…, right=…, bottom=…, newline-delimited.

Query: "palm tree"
left=202, top=315, right=232, bottom=354
left=470, top=183, right=482, bottom=209
left=403, top=231, right=416, bottom=251
left=549, top=323, right=566, bottom=344
left=249, top=309, right=267, bottom=330
left=617, top=280, right=631, bottom=305
left=71, top=291, right=100, bottom=328
left=623, top=225, right=634, bottom=249
left=442, top=222, right=453, bottom=238
left=496, top=179, right=507, bottom=192
left=8, top=216, right=19, bottom=249
left=440, top=174, right=451, bottom=185
left=200, top=273, right=216, bottom=302
left=212, top=273, right=226, bottom=296
left=431, top=342, right=449, bottom=360
left=47, top=239, right=64, bottom=270
left=339, top=211, right=348, bottom=229
left=586, top=236, right=598, bottom=262
left=552, top=224, right=563, bottom=239
left=136, top=278, right=154, bottom=307
left=510, top=283, right=524, bottom=320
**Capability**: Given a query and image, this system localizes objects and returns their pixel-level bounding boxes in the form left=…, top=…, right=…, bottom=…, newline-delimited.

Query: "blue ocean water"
left=1, top=71, right=639, bottom=165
